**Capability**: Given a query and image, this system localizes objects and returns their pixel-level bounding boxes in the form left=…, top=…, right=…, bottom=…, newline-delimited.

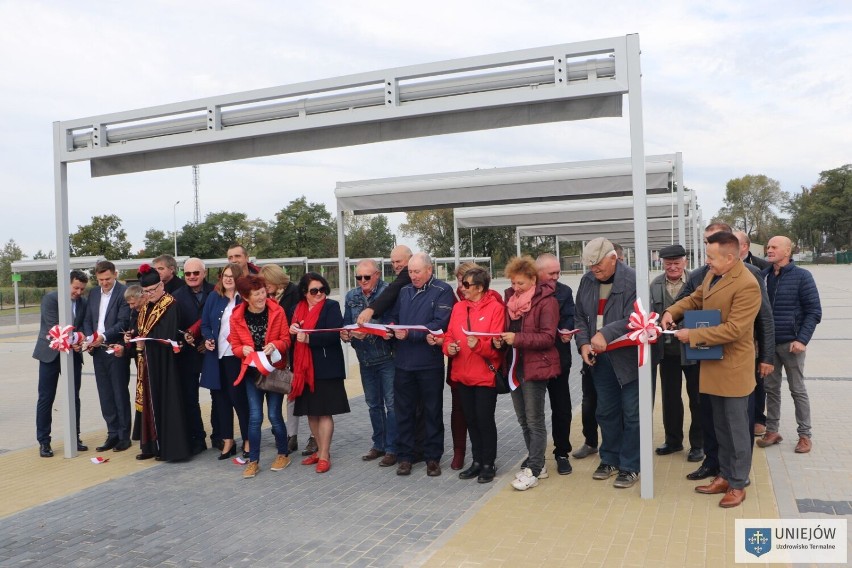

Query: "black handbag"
left=255, top=366, right=293, bottom=395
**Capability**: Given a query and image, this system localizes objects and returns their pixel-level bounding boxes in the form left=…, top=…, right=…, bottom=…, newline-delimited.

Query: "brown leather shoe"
left=756, top=431, right=783, bottom=448
left=719, top=488, right=746, bottom=508
left=362, top=448, right=385, bottom=461
left=396, top=461, right=412, bottom=476
left=754, top=423, right=766, bottom=436
left=795, top=436, right=812, bottom=453
left=378, top=453, right=397, bottom=467
left=426, top=460, right=442, bottom=477
left=695, top=476, right=730, bottom=495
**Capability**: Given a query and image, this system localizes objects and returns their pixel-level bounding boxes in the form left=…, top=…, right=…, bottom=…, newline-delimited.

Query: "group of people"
left=33, top=230, right=821, bottom=505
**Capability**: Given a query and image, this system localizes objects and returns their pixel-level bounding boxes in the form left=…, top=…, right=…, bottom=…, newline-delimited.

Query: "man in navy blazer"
left=33, top=270, right=90, bottom=457
left=83, top=260, right=131, bottom=452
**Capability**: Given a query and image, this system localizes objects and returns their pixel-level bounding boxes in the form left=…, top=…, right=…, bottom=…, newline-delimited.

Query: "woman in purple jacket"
left=494, top=256, right=560, bottom=491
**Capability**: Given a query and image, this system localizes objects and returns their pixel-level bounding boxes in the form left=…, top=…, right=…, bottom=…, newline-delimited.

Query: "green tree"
left=400, top=209, right=456, bottom=256
left=22, top=250, right=58, bottom=287
left=715, top=175, right=787, bottom=243
left=261, top=197, right=336, bottom=258
left=786, top=165, right=852, bottom=253
left=69, top=214, right=132, bottom=259
left=345, top=213, right=395, bottom=258
left=465, top=226, right=517, bottom=268
left=177, top=211, right=262, bottom=258
left=141, top=229, right=174, bottom=258
left=0, top=238, right=25, bottom=284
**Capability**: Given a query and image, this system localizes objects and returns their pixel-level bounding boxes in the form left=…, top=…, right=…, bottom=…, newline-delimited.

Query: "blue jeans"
left=592, top=353, right=640, bottom=473
left=361, top=360, right=397, bottom=454
left=245, top=372, right=288, bottom=463
left=394, top=367, right=445, bottom=462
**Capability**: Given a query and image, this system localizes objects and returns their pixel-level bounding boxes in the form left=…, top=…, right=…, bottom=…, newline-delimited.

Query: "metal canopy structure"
left=54, top=35, right=659, bottom=498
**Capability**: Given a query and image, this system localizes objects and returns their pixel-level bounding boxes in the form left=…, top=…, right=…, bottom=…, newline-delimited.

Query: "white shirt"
left=96, top=287, right=114, bottom=335
left=217, top=295, right=237, bottom=358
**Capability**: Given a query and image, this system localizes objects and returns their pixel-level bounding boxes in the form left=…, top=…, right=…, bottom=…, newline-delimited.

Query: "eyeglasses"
left=355, top=275, right=372, bottom=281
left=221, top=273, right=234, bottom=279
left=141, top=282, right=162, bottom=295
left=461, top=281, right=474, bottom=288
left=184, top=271, right=202, bottom=277
left=308, top=287, right=325, bottom=296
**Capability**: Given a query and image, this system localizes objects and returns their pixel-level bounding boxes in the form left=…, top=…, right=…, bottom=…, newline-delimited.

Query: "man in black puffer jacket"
left=757, top=236, right=822, bottom=454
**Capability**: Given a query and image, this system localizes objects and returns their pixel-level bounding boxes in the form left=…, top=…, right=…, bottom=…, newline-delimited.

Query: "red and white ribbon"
left=604, top=299, right=662, bottom=367
left=233, top=350, right=278, bottom=386
left=47, top=325, right=90, bottom=352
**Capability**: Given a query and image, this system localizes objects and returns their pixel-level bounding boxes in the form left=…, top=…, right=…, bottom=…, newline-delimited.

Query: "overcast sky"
left=1, top=1, right=850, bottom=257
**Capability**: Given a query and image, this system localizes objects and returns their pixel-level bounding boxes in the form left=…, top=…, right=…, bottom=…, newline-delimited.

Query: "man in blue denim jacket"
left=342, top=259, right=398, bottom=467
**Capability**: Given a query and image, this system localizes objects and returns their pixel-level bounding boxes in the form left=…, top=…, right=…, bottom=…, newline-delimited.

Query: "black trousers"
left=458, top=383, right=498, bottom=466
left=547, top=365, right=573, bottom=457
left=92, top=350, right=131, bottom=441
left=36, top=356, right=83, bottom=444
left=656, top=358, right=702, bottom=448
left=580, top=364, right=599, bottom=448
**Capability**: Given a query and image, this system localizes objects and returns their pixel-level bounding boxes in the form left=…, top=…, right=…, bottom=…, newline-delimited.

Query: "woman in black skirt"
left=288, top=272, right=350, bottom=473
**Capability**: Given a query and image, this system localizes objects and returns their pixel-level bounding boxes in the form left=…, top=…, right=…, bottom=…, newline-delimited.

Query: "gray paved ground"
left=0, top=365, right=582, bottom=568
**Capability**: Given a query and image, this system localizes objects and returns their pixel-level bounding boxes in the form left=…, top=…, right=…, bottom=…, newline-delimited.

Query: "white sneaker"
left=516, top=465, right=548, bottom=480
left=512, top=468, right=539, bottom=491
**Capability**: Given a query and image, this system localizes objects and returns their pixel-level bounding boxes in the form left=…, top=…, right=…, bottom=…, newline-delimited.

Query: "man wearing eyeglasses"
left=342, top=259, right=398, bottom=467
left=83, top=260, right=131, bottom=452
left=172, top=258, right=216, bottom=454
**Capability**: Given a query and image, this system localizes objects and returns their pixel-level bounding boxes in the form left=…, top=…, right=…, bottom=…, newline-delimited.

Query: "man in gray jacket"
left=575, top=238, right=639, bottom=489
left=33, top=270, right=90, bottom=457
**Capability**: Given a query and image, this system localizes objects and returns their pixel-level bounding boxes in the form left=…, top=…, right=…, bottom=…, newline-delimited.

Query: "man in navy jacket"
left=757, top=236, right=822, bottom=454
left=385, top=253, right=455, bottom=478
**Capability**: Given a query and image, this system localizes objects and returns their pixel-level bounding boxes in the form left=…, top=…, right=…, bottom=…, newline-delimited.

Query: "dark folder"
left=683, top=310, right=723, bottom=360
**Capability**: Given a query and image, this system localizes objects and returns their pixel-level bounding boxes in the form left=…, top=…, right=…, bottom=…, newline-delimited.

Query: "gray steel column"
left=453, top=216, right=460, bottom=270
left=626, top=34, right=653, bottom=498
left=515, top=229, right=521, bottom=256
left=676, top=152, right=686, bottom=246
left=337, top=209, right=346, bottom=294
left=53, top=122, right=77, bottom=459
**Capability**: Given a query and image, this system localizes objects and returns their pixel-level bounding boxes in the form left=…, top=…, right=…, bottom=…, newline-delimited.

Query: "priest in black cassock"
left=130, top=264, right=191, bottom=462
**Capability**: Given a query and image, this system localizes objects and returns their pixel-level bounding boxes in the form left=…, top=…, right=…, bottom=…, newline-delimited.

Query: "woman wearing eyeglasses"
left=228, top=274, right=292, bottom=479
left=288, top=272, right=350, bottom=474
left=440, top=266, right=505, bottom=483
left=200, top=263, right=250, bottom=461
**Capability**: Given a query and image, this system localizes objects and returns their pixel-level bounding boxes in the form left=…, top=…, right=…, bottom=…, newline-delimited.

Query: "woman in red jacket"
left=494, top=256, right=560, bottom=491
left=441, top=266, right=505, bottom=483
left=228, top=275, right=291, bottom=479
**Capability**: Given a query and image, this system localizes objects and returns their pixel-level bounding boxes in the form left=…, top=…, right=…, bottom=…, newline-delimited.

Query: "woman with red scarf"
left=288, top=272, right=349, bottom=474
left=494, top=256, right=560, bottom=491
left=228, top=275, right=291, bottom=479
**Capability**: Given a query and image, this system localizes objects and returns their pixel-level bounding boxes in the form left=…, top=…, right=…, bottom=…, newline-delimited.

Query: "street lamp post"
left=173, top=200, right=180, bottom=257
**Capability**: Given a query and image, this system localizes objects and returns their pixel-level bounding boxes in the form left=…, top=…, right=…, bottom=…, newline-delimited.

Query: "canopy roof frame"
left=54, top=35, right=657, bottom=498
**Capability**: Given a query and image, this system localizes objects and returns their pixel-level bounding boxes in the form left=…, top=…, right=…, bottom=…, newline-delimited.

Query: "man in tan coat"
left=661, top=231, right=761, bottom=508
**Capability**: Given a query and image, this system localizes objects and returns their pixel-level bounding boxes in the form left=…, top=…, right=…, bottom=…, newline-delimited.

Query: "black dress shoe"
left=687, top=448, right=705, bottom=462
left=96, top=437, right=119, bottom=452
left=77, top=439, right=88, bottom=452
left=39, top=443, right=54, bottom=458
left=655, top=443, right=684, bottom=456
left=458, top=462, right=482, bottom=480
left=686, top=464, right=719, bottom=480
left=136, top=453, right=155, bottom=460
left=113, top=440, right=132, bottom=452
left=218, top=444, right=237, bottom=460
left=477, top=464, right=496, bottom=484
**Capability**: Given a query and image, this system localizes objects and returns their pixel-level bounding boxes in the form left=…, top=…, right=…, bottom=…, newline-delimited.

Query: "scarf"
left=290, top=298, right=325, bottom=398
left=506, top=286, right=535, bottom=320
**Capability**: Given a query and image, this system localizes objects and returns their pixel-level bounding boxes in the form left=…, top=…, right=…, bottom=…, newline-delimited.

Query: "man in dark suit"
left=173, top=257, right=216, bottom=454
left=33, top=270, right=90, bottom=457
left=83, top=260, right=132, bottom=452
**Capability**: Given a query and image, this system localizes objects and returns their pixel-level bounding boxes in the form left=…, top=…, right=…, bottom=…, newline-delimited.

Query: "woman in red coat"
left=441, top=266, right=505, bottom=483
left=494, top=256, right=560, bottom=491
left=229, top=275, right=291, bottom=479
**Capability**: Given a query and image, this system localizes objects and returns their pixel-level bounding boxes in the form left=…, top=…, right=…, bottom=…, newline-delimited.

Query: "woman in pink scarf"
left=494, top=256, right=560, bottom=491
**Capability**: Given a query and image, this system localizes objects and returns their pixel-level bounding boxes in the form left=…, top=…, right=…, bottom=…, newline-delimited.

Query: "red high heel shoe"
left=301, top=453, right=319, bottom=465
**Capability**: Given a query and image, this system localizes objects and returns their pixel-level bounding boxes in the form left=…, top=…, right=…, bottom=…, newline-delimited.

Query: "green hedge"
left=0, top=287, right=52, bottom=310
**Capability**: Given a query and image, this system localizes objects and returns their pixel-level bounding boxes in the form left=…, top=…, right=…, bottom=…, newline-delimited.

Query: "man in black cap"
left=650, top=245, right=703, bottom=462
